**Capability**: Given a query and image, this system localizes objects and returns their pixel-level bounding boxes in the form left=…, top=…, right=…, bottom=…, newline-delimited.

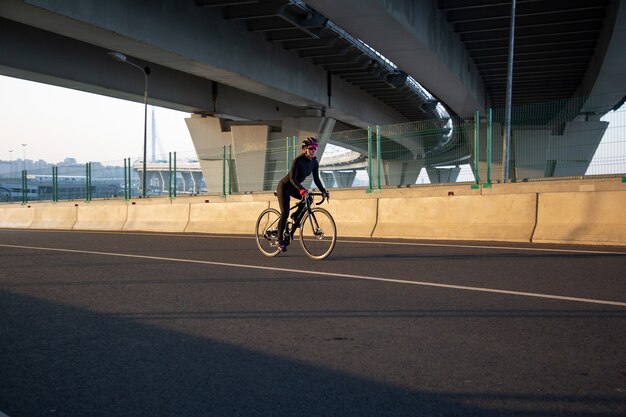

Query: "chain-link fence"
left=1, top=92, right=625, bottom=203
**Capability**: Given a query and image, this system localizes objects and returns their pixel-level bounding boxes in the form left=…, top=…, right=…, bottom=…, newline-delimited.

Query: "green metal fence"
left=1, top=92, right=625, bottom=203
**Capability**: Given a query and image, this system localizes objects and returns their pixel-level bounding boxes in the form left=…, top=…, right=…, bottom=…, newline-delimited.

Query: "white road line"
left=2, top=243, right=625, bottom=308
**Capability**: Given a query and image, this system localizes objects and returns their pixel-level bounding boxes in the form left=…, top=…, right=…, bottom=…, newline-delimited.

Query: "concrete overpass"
left=1, top=0, right=625, bottom=190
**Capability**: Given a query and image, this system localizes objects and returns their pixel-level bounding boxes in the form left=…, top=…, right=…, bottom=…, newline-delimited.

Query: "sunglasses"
left=307, top=145, right=318, bottom=151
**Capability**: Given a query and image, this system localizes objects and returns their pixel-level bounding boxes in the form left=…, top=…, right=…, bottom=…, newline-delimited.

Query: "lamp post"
left=108, top=51, right=150, bottom=197
left=502, top=0, right=516, bottom=182
left=21, top=144, right=27, bottom=171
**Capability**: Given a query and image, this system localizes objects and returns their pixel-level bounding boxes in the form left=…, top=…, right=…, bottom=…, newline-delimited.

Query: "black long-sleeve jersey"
left=278, top=153, right=326, bottom=193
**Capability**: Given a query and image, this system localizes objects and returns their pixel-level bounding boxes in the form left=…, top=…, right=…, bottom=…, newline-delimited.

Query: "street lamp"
left=108, top=51, right=151, bottom=197
left=21, top=144, right=27, bottom=171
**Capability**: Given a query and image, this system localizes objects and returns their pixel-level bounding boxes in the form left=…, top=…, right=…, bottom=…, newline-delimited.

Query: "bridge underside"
left=1, top=0, right=624, bottom=187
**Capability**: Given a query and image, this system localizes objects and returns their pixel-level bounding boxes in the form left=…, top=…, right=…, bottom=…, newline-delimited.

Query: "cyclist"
left=276, top=137, right=329, bottom=252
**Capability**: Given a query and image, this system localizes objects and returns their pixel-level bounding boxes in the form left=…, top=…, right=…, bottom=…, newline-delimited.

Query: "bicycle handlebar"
left=303, top=191, right=329, bottom=205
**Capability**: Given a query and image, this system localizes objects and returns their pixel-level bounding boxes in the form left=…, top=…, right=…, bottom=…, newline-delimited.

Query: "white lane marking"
left=1, top=243, right=625, bottom=308
left=5, top=228, right=626, bottom=255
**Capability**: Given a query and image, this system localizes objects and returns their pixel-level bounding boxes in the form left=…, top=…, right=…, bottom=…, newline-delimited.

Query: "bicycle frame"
left=286, top=192, right=327, bottom=238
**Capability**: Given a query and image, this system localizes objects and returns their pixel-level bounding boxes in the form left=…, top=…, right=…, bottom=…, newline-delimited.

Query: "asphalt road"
left=1, top=229, right=625, bottom=417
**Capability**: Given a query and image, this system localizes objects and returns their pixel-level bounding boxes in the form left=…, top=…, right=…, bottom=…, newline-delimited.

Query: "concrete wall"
left=186, top=201, right=268, bottom=234
left=533, top=191, right=626, bottom=246
left=0, top=205, right=35, bottom=228
left=1, top=178, right=624, bottom=246
left=373, top=194, right=537, bottom=242
left=31, top=204, right=77, bottom=230
left=124, top=201, right=190, bottom=233
left=74, top=204, right=127, bottom=231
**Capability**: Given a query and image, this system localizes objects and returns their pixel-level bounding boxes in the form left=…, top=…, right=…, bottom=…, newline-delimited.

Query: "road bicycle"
left=255, top=192, right=336, bottom=260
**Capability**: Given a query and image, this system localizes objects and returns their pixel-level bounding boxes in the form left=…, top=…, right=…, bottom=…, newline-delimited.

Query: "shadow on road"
left=1, top=290, right=624, bottom=417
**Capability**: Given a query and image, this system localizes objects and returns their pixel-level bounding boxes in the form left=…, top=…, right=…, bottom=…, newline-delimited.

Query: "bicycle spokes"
left=255, top=208, right=282, bottom=257
left=299, top=208, right=336, bottom=260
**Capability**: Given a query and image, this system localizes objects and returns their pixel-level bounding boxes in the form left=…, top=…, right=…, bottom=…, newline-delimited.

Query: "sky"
left=0, top=74, right=195, bottom=165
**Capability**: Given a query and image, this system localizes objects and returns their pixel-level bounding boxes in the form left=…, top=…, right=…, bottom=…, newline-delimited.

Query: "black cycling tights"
left=277, top=184, right=302, bottom=242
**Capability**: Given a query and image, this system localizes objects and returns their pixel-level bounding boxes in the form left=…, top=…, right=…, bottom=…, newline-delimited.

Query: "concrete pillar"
left=158, top=171, right=166, bottom=192
left=192, top=171, right=203, bottom=193
left=332, top=170, right=357, bottom=188
left=320, top=171, right=335, bottom=188
left=166, top=171, right=173, bottom=193
left=175, top=172, right=184, bottom=192
left=145, top=171, right=161, bottom=194
left=466, top=119, right=606, bottom=182
left=381, top=159, right=423, bottom=186
left=137, top=170, right=144, bottom=195
left=186, top=116, right=256, bottom=193
left=512, top=121, right=607, bottom=179
left=179, top=172, right=187, bottom=192
left=333, top=171, right=356, bottom=188
left=426, top=166, right=461, bottom=183
left=179, top=172, right=190, bottom=192
left=185, top=115, right=336, bottom=193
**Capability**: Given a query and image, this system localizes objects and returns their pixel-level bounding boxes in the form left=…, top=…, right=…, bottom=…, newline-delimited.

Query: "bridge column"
left=177, top=172, right=186, bottom=192
left=332, top=170, right=357, bottom=188
left=177, top=171, right=188, bottom=193
left=161, top=171, right=177, bottom=194
left=144, top=171, right=161, bottom=194
left=426, top=166, right=461, bottom=183
left=178, top=171, right=190, bottom=192
left=465, top=119, right=606, bottom=182
left=511, top=120, right=607, bottom=179
left=158, top=171, right=166, bottom=192
left=186, top=116, right=257, bottom=193
left=380, top=160, right=423, bottom=186
left=191, top=171, right=204, bottom=194
left=186, top=115, right=336, bottom=193
left=320, top=172, right=335, bottom=188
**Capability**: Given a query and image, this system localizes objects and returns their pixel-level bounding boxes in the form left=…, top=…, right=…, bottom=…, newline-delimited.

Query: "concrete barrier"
left=1, top=179, right=625, bottom=247
left=186, top=201, right=268, bottom=234
left=533, top=191, right=626, bottom=246
left=324, top=198, right=377, bottom=237
left=123, top=202, right=190, bottom=232
left=0, top=205, right=35, bottom=228
left=373, top=194, right=537, bottom=242
left=74, top=204, right=128, bottom=231
left=31, top=204, right=77, bottom=230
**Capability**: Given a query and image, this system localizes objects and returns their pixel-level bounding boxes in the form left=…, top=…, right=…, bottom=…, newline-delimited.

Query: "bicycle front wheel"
left=255, top=208, right=282, bottom=257
left=299, top=208, right=336, bottom=260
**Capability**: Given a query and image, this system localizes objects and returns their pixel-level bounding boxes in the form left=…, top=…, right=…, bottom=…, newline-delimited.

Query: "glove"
left=299, top=188, right=308, bottom=197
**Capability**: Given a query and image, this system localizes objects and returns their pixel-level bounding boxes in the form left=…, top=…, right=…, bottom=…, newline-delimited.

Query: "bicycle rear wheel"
left=299, top=207, right=336, bottom=260
left=255, top=208, right=282, bottom=257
